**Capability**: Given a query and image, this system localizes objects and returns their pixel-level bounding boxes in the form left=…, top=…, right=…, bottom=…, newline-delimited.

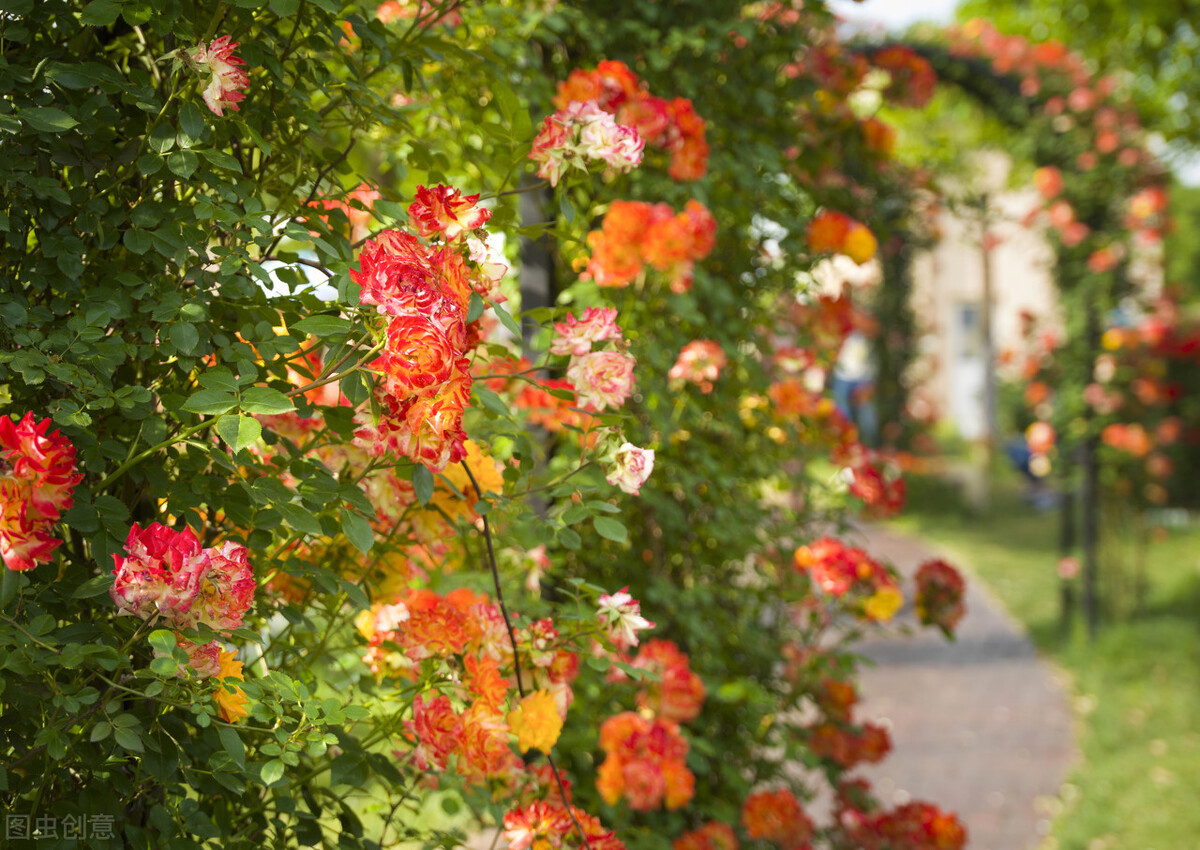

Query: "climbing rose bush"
left=0, top=3, right=972, bottom=849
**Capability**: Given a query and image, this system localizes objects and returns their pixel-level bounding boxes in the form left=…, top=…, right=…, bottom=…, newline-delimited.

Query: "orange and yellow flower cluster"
left=806, top=209, right=878, bottom=266
left=596, top=712, right=694, bottom=811
left=502, top=799, right=625, bottom=850
left=740, top=789, right=814, bottom=848
left=584, top=199, right=716, bottom=293
left=793, top=537, right=903, bottom=622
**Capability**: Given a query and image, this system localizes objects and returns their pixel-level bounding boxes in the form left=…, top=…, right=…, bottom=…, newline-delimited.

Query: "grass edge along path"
left=890, top=473, right=1200, bottom=850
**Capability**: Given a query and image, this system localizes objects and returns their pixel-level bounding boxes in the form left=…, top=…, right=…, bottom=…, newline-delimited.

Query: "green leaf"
left=123, top=229, right=153, bottom=254
left=150, top=656, right=177, bottom=676
left=241, top=121, right=273, bottom=156
left=182, top=389, right=237, bottom=416
left=218, top=725, right=245, bottom=770
left=559, top=192, right=575, bottom=223
left=240, top=386, right=295, bottom=415
left=412, top=464, right=434, bottom=506
left=473, top=386, right=510, bottom=418
left=466, top=292, right=485, bottom=323
left=114, top=727, right=144, bottom=753
left=147, top=630, right=177, bottom=655
left=491, top=301, right=521, bottom=337
left=169, top=322, right=200, bottom=354
left=179, top=102, right=206, bottom=140
left=557, top=527, right=582, bottom=549
left=120, top=0, right=152, bottom=25
left=340, top=508, right=373, bottom=554
left=275, top=503, right=322, bottom=537
left=78, top=0, right=121, bottom=25
left=199, top=149, right=243, bottom=173
left=593, top=516, right=628, bottom=543
left=89, top=721, right=112, bottom=743
left=1, top=569, right=24, bottom=609
left=198, top=368, right=240, bottom=395
left=561, top=504, right=590, bottom=525
left=291, top=315, right=353, bottom=337
left=167, top=150, right=199, bottom=179
left=260, top=758, right=285, bottom=786
left=339, top=578, right=370, bottom=611
left=329, top=753, right=368, bottom=787
left=149, top=123, right=175, bottom=153
left=215, top=415, right=262, bottom=453
left=137, top=152, right=162, bottom=176
left=20, top=107, right=78, bottom=133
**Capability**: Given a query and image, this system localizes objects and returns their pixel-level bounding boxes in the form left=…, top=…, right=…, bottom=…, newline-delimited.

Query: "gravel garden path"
left=850, top=525, right=1076, bottom=850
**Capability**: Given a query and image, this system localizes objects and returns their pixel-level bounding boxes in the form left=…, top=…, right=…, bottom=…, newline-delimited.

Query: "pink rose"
left=605, top=441, right=654, bottom=495
left=185, top=540, right=256, bottom=633
left=191, top=36, right=249, bottom=117
left=567, top=350, right=636, bottom=411
left=667, top=340, right=727, bottom=394
left=162, top=638, right=222, bottom=678
left=408, top=184, right=492, bottom=241
left=111, top=523, right=210, bottom=624
left=529, top=99, right=643, bottom=186
left=549, top=307, right=623, bottom=356
left=597, top=586, right=655, bottom=648
left=579, top=113, right=644, bottom=171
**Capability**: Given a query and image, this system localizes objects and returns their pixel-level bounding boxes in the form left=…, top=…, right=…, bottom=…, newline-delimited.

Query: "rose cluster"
left=352, top=184, right=504, bottom=472
left=584, top=199, right=717, bottom=293
left=110, top=523, right=256, bottom=721
left=672, top=822, right=739, bottom=850
left=596, top=712, right=694, bottom=811
left=357, top=587, right=581, bottom=784
left=793, top=537, right=904, bottom=623
left=0, top=414, right=83, bottom=572
left=740, top=789, right=814, bottom=848
left=502, top=800, right=625, bottom=850
left=550, top=307, right=638, bottom=413
left=529, top=100, right=644, bottom=187
left=545, top=306, right=652, bottom=493
left=914, top=559, right=967, bottom=636
left=837, top=799, right=968, bottom=850
left=110, top=525, right=255, bottom=632
left=554, top=60, right=709, bottom=181
left=629, top=638, right=706, bottom=723
left=807, top=209, right=878, bottom=266
left=667, top=340, right=727, bottom=394
left=871, top=45, right=938, bottom=109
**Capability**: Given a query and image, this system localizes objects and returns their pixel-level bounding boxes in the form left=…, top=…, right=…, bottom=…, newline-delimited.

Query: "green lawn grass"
left=892, top=471, right=1200, bottom=850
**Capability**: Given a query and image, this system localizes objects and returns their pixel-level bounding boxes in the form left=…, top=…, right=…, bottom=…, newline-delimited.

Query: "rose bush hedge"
left=0, top=2, right=966, bottom=849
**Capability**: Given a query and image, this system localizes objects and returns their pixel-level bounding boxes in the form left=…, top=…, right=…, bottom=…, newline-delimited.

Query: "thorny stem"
left=479, top=179, right=551, bottom=202
left=458, top=460, right=525, bottom=700
left=458, top=460, right=591, bottom=850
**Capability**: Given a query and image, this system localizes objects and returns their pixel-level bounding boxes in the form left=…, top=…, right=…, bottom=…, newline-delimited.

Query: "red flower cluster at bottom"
left=741, top=788, right=814, bottom=847
left=839, top=801, right=968, bottom=850
left=503, top=800, right=625, bottom=850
